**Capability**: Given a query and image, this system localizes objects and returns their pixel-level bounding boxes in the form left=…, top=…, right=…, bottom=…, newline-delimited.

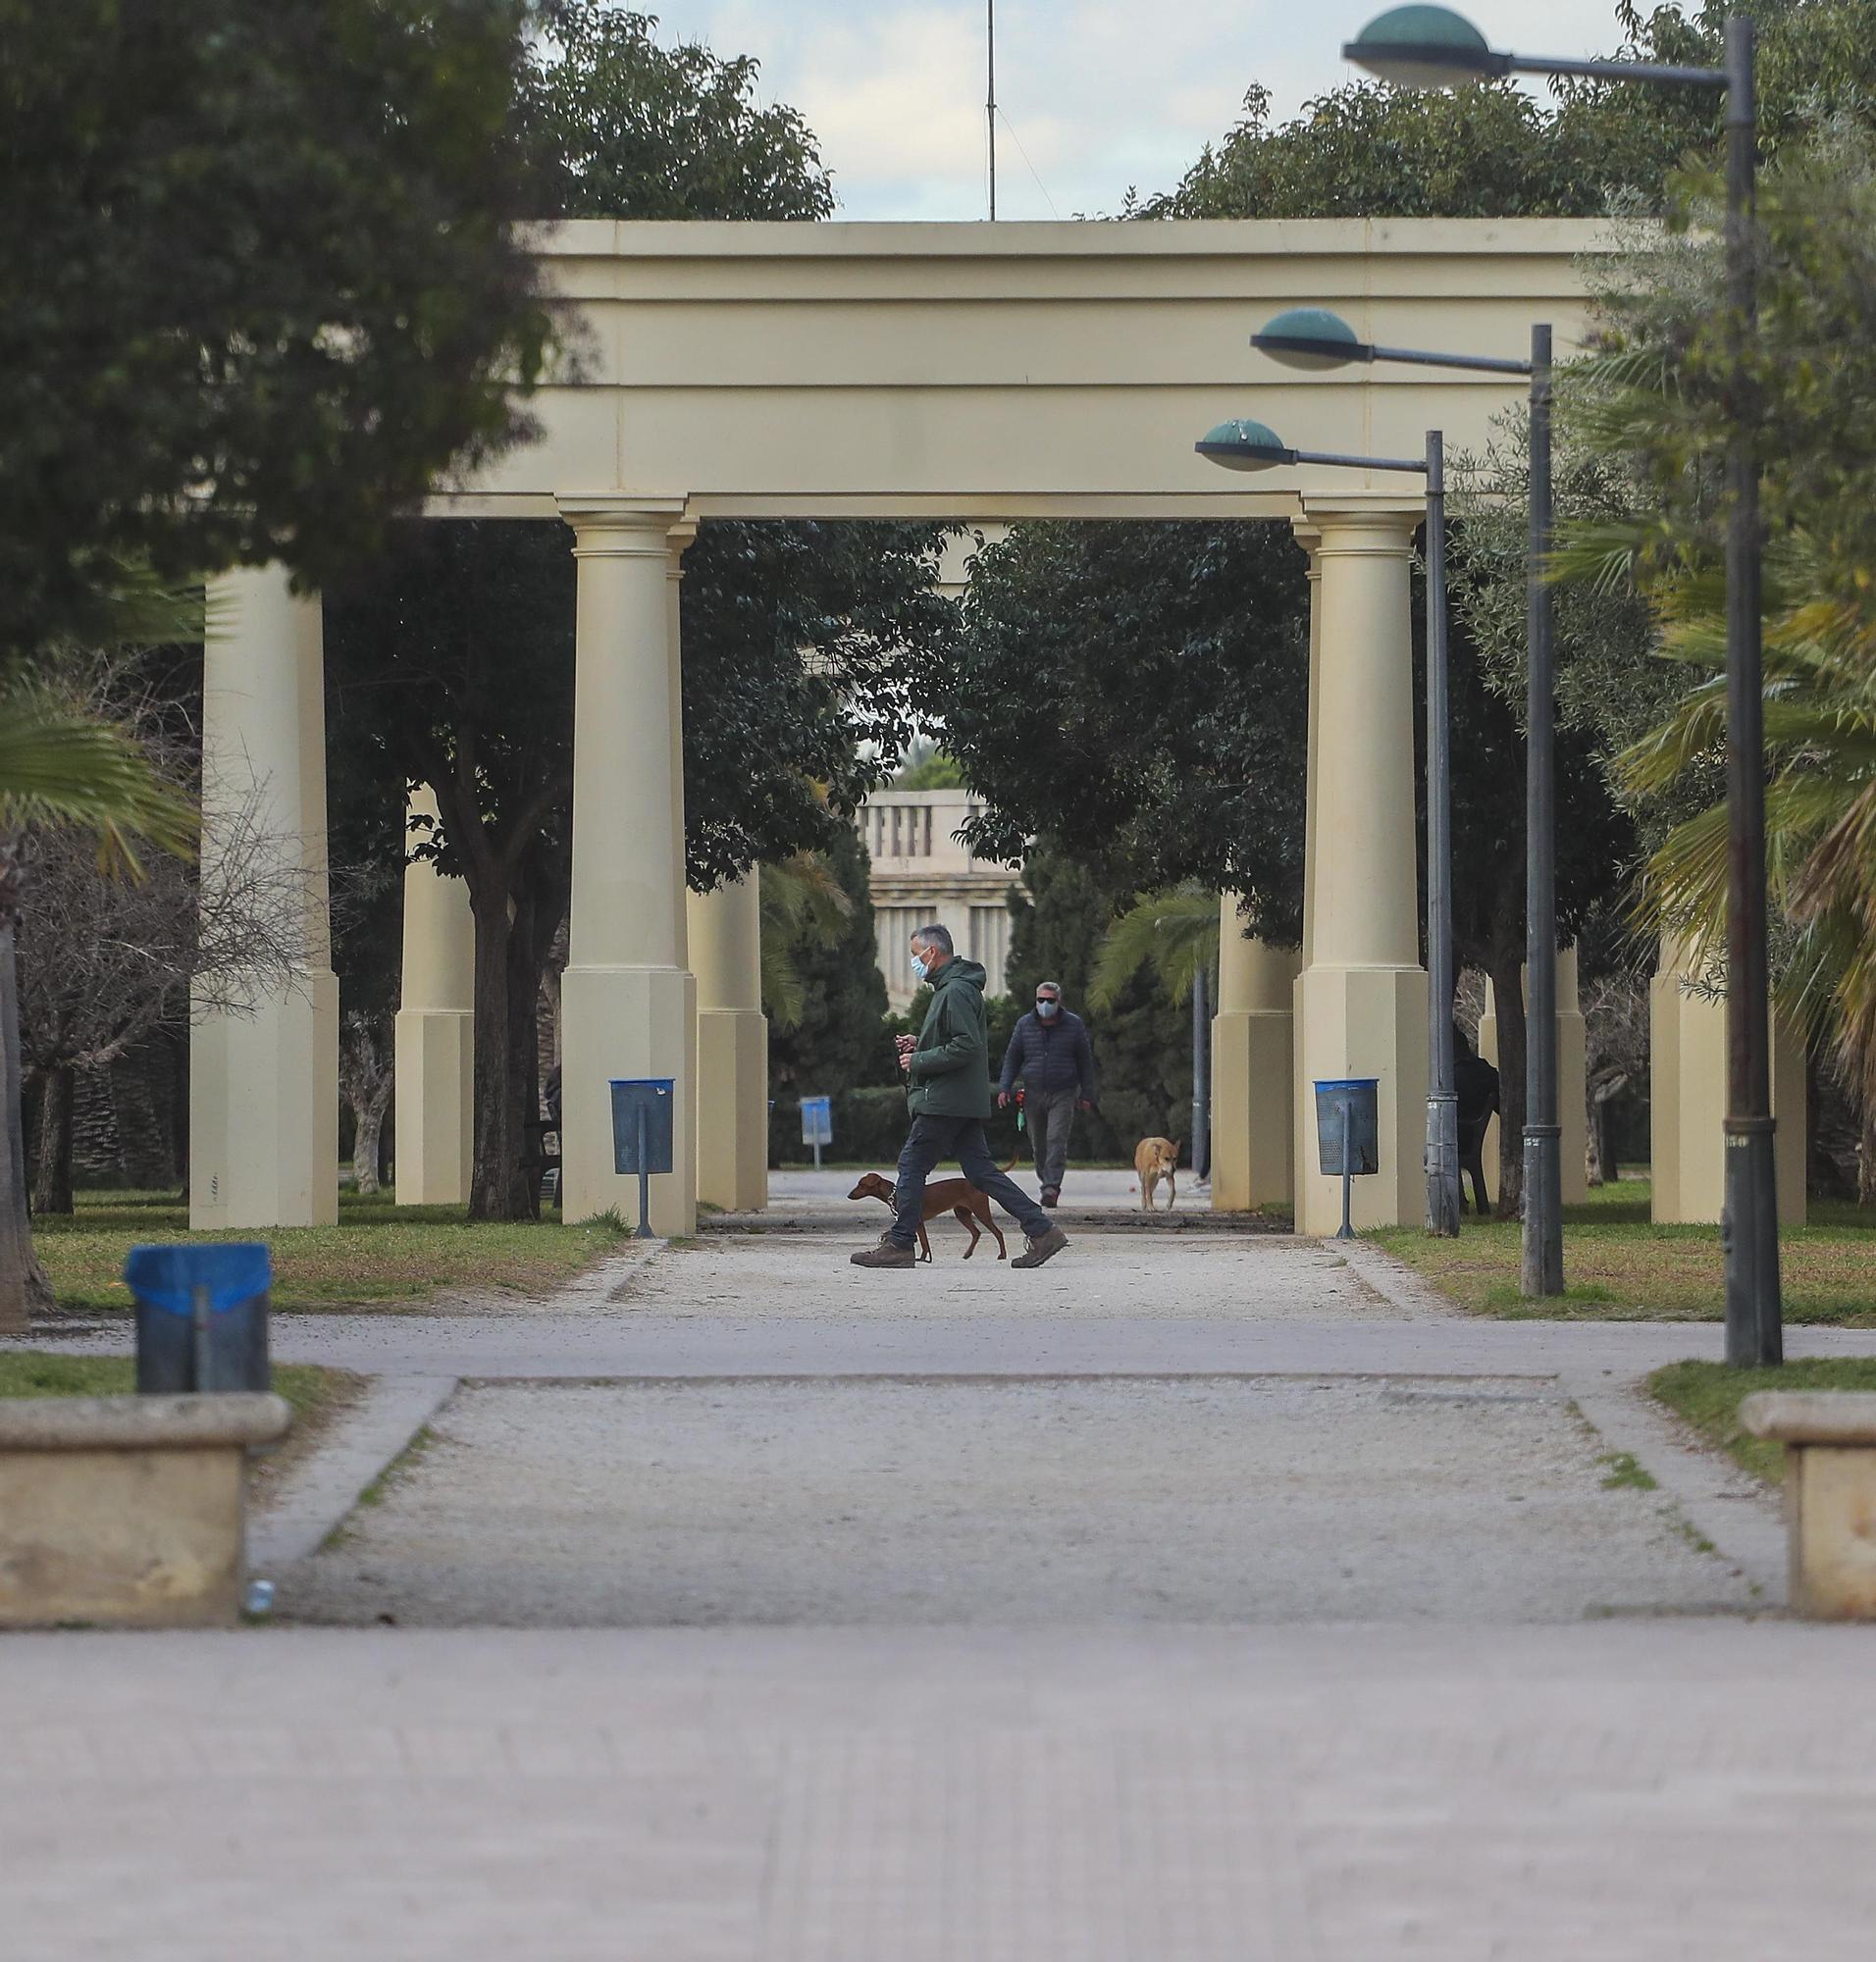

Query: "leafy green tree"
left=1, top=638, right=198, bottom=1328
left=523, top=3, right=834, bottom=220
left=893, top=742, right=966, bottom=790
left=1002, top=852, right=1191, bottom=1158
left=328, top=17, right=960, bottom=1218
left=932, top=522, right=1311, bottom=942
left=1553, top=130, right=1876, bottom=1108
left=0, top=0, right=550, bottom=662
left=763, top=826, right=895, bottom=1096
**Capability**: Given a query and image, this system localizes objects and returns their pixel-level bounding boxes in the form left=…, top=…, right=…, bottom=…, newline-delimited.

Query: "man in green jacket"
left=852, top=922, right=1069, bottom=1270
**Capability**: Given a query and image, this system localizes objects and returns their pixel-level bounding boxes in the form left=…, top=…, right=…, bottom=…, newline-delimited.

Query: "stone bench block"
left=0, top=1393, right=291, bottom=1628
left=1741, top=1392, right=1876, bottom=1621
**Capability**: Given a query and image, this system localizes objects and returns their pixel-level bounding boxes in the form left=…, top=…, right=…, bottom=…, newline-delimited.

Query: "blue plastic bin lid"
left=608, top=1078, right=674, bottom=1093
left=1313, top=1078, right=1380, bottom=1092
left=123, top=1243, right=271, bottom=1317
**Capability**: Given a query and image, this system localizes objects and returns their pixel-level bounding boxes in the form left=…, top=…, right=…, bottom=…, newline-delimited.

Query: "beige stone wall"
left=858, top=791, right=1023, bottom=1009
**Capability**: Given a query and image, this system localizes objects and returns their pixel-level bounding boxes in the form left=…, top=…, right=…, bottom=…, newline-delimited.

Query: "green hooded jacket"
left=905, top=956, right=992, bottom=1119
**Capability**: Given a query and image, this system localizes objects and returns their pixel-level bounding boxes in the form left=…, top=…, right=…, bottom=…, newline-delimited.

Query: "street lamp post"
left=1342, top=4, right=1778, bottom=1363
left=1193, top=417, right=1459, bottom=1236
left=1249, top=308, right=1545, bottom=1257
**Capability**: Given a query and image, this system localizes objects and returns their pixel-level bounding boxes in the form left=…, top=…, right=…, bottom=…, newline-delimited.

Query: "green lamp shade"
left=1342, top=5, right=1506, bottom=88
left=1252, top=308, right=1370, bottom=371
left=1195, top=419, right=1295, bottom=472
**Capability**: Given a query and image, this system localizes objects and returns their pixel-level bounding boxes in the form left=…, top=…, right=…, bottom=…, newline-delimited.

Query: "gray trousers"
left=1025, top=1088, right=1080, bottom=1194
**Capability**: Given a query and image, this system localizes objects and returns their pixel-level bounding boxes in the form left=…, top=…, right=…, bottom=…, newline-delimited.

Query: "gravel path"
left=290, top=1371, right=1752, bottom=1626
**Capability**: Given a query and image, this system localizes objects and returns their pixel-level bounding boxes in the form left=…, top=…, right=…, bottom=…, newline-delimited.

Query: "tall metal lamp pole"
left=1341, top=6, right=1777, bottom=1361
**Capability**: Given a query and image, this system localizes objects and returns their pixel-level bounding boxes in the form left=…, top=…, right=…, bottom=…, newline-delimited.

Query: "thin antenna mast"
left=987, top=0, right=997, bottom=220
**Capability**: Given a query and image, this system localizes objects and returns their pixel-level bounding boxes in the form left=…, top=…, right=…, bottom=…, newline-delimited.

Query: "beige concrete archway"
left=193, top=217, right=1616, bottom=1233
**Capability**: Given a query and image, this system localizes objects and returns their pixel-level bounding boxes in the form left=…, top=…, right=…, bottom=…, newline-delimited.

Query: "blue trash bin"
left=1312, top=1078, right=1381, bottom=1240
left=610, top=1078, right=675, bottom=1237
left=125, top=1243, right=271, bottom=1394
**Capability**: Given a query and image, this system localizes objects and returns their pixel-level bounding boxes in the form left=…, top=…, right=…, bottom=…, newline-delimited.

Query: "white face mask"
left=911, top=951, right=929, bottom=983
left=1037, top=1000, right=1060, bottom=1020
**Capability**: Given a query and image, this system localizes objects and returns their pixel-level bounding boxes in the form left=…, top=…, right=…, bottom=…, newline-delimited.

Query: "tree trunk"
left=1488, top=924, right=1527, bottom=1221
left=1860, top=1094, right=1876, bottom=1210
left=1587, top=1078, right=1626, bottom=1190
left=0, top=922, right=50, bottom=1331
left=350, top=1082, right=391, bottom=1199
left=32, top=1065, right=75, bottom=1216
left=467, top=879, right=534, bottom=1221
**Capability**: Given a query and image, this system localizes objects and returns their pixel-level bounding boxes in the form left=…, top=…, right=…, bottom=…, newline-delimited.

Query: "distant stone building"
left=856, top=790, right=1022, bottom=1010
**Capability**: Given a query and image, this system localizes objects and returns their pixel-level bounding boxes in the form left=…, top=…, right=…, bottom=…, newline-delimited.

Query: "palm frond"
left=1089, top=888, right=1220, bottom=1009
left=0, top=688, right=196, bottom=875
left=757, top=852, right=854, bottom=1030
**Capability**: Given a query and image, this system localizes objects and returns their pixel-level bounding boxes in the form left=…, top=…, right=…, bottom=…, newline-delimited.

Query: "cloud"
left=653, top=0, right=1685, bottom=221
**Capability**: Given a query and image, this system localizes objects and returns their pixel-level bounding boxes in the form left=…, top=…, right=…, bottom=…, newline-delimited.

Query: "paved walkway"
left=7, top=1208, right=1876, bottom=1955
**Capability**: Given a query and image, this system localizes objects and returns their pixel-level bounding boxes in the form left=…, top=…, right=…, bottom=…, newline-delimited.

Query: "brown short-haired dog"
left=1133, top=1136, right=1180, bottom=1212
left=847, top=1170, right=1009, bottom=1263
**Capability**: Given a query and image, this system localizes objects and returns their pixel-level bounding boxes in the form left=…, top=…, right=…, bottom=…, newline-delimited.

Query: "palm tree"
left=1090, top=885, right=1224, bottom=1177
left=1088, top=885, right=1220, bottom=1009
left=757, top=852, right=854, bottom=1029
left=1617, top=542, right=1876, bottom=1107
left=1, top=596, right=199, bottom=1330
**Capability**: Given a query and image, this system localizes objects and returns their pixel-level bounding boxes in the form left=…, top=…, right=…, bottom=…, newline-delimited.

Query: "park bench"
left=0, top=1392, right=289, bottom=1627
left=1741, top=1392, right=1876, bottom=1620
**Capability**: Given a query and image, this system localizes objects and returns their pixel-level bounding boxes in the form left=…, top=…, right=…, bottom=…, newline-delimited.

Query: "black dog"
left=1454, top=1029, right=1501, bottom=1218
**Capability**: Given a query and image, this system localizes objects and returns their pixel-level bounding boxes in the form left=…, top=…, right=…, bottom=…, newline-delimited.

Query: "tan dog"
left=1134, top=1136, right=1180, bottom=1212
left=848, top=1171, right=1009, bottom=1262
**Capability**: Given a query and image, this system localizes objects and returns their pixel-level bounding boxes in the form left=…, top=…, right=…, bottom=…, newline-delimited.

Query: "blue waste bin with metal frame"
left=610, top=1077, right=675, bottom=1238
left=1313, top=1078, right=1380, bottom=1240
left=125, top=1243, right=272, bottom=1393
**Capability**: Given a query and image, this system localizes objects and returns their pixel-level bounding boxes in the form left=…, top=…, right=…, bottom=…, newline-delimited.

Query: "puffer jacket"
left=998, top=1007, right=1097, bottom=1102
left=905, top=957, right=993, bottom=1119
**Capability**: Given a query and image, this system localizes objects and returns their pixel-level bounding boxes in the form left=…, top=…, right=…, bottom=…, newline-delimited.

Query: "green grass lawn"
left=1371, top=1177, right=1876, bottom=1325
left=0, top=1350, right=365, bottom=1497
left=31, top=1189, right=629, bottom=1315
left=1649, top=1357, right=1876, bottom=1485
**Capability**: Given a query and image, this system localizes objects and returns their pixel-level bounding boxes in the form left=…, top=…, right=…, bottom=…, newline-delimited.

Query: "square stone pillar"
left=393, top=785, right=474, bottom=1206
left=556, top=500, right=697, bottom=1235
left=1211, top=895, right=1297, bottom=1212
left=1291, top=502, right=1428, bottom=1234
left=190, top=566, right=339, bottom=1228
left=688, top=872, right=768, bottom=1213
left=1650, top=938, right=1805, bottom=1225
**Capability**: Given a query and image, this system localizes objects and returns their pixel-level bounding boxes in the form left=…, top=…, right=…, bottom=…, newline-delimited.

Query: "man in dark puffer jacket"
left=997, top=980, right=1097, bottom=1208
left=851, top=922, right=1070, bottom=1270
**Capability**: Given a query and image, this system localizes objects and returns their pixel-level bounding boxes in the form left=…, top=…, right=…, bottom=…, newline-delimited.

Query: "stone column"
left=189, top=566, right=339, bottom=1227
left=1292, top=502, right=1429, bottom=1233
left=393, top=786, right=474, bottom=1206
left=1650, top=937, right=1805, bottom=1225
left=1211, top=895, right=1298, bottom=1211
left=1291, top=525, right=1324, bottom=1220
left=556, top=500, right=697, bottom=1234
left=688, top=873, right=768, bottom=1213
left=665, top=521, right=699, bottom=1204
left=1475, top=948, right=1589, bottom=1206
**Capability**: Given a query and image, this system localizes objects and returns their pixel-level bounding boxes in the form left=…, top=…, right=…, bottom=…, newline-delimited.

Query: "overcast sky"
left=647, top=0, right=1667, bottom=221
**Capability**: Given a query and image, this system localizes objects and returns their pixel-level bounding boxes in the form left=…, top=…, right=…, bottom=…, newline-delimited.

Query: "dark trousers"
left=891, top=1113, right=1051, bottom=1248
left=1024, top=1088, right=1079, bottom=1194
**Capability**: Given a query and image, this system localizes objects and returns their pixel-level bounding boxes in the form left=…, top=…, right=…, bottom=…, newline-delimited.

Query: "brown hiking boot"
left=850, top=1234, right=915, bottom=1269
left=1040, top=1187, right=1060, bottom=1209
left=1011, top=1224, right=1068, bottom=1269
